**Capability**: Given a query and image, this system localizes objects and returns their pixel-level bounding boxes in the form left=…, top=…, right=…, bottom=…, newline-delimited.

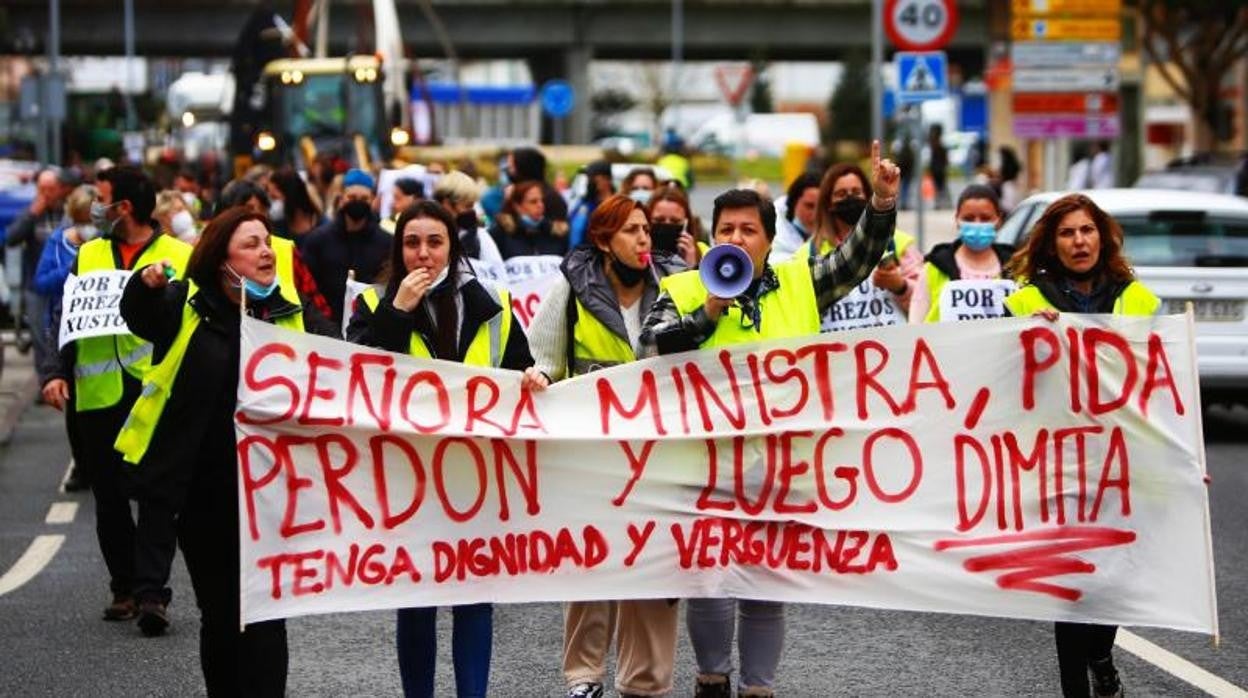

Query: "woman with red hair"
left=523, top=194, right=688, bottom=698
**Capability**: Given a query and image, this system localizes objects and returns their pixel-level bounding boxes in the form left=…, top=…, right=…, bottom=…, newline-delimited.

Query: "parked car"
left=1135, top=153, right=1247, bottom=197
left=998, top=188, right=1248, bottom=405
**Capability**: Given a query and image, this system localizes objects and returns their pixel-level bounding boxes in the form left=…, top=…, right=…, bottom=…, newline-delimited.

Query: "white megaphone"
left=700, top=244, right=754, bottom=299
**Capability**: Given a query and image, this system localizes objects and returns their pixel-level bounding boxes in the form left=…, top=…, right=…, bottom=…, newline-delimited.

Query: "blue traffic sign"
left=539, top=80, right=576, bottom=118
left=896, top=51, right=948, bottom=104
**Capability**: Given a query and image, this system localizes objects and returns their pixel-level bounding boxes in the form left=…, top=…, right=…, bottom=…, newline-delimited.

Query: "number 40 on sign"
left=885, top=0, right=960, bottom=51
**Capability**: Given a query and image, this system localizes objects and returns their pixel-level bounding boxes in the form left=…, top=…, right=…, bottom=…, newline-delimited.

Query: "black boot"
left=694, top=674, right=732, bottom=698
left=1089, top=656, right=1123, bottom=697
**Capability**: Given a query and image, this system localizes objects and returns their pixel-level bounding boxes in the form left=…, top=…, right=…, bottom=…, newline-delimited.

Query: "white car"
left=998, top=188, right=1248, bottom=404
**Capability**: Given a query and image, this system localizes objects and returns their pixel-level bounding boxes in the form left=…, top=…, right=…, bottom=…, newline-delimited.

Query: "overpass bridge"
left=3, top=0, right=989, bottom=143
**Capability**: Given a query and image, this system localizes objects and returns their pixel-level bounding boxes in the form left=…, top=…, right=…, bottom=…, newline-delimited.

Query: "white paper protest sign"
left=236, top=314, right=1216, bottom=635
left=341, top=278, right=381, bottom=336
left=938, top=279, right=1018, bottom=322
left=57, top=270, right=134, bottom=348
left=821, top=280, right=905, bottom=332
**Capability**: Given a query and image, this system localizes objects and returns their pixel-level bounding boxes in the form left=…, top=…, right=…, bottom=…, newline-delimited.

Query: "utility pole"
left=670, top=0, right=684, bottom=141
left=871, top=0, right=884, bottom=144
left=48, top=0, right=62, bottom=165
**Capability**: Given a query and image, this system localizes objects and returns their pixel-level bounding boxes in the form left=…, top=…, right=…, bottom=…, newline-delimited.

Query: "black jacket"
left=924, top=240, right=1016, bottom=281
left=489, top=213, right=569, bottom=259
left=345, top=273, right=532, bottom=370
left=118, top=277, right=335, bottom=494
left=300, top=213, right=392, bottom=323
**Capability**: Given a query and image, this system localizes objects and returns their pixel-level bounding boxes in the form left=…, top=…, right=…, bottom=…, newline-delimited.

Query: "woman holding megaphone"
left=523, top=194, right=687, bottom=698
left=639, top=141, right=900, bottom=698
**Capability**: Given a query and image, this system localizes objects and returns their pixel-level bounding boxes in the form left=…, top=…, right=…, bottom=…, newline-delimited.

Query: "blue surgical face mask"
left=628, top=189, right=653, bottom=204
left=791, top=217, right=809, bottom=238
left=224, top=263, right=280, bottom=300
left=958, top=221, right=997, bottom=251
left=520, top=214, right=541, bottom=228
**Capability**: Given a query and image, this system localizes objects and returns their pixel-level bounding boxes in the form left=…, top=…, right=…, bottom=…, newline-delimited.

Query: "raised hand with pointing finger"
left=869, top=139, right=901, bottom=208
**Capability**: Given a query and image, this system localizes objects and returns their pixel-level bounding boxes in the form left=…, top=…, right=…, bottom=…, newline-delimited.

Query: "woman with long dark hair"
left=346, top=200, right=536, bottom=698
left=1004, top=193, right=1160, bottom=698
left=116, top=207, right=336, bottom=695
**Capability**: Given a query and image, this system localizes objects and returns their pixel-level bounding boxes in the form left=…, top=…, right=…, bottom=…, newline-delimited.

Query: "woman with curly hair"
left=1004, top=193, right=1159, bottom=698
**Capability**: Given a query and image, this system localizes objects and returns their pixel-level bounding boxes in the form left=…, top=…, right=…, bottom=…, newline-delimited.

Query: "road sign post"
left=884, top=0, right=959, bottom=51
left=714, top=64, right=754, bottom=179
left=895, top=51, right=947, bottom=252
left=540, top=79, right=575, bottom=145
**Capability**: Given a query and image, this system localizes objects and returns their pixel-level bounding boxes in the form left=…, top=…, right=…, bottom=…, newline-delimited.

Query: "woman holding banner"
left=523, top=194, right=687, bottom=698
left=909, top=184, right=1016, bottom=323
left=114, top=207, right=335, bottom=694
left=346, top=200, right=535, bottom=698
left=639, top=142, right=900, bottom=698
left=1004, top=193, right=1160, bottom=698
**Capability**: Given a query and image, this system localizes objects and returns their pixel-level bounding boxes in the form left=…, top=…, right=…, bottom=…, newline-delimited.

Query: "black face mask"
left=831, top=197, right=867, bottom=226
left=459, top=226, right=481, bottom=259
left=455, top=210, right=478, bottom=232
left=610, top=255, right=648, bottom=288
left=341, top=200, right=371, bottom=222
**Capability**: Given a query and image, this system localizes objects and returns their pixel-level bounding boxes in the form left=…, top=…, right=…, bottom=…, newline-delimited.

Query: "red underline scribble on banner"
left=932, top=526, right=1137, bottom=601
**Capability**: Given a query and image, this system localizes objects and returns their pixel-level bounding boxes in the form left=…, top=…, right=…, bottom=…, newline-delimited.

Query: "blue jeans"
left=396, top=604, right=493, bottom=698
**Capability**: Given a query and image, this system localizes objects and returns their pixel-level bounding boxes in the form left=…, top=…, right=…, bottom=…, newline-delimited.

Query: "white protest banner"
left=236, top=313, right=1215, bottom=635
left=468, top=258, right=506, bottom=285
left=939, top=279, right=1018, bottom=322
left=58, top=270, right=134, bottom=348
left=821, top=280, right=905, bottom=332
left=502, top=254, right=563, bottom=283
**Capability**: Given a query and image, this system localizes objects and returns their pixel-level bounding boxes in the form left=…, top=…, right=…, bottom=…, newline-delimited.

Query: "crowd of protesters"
left=6, top=137, right=1149, bottom=698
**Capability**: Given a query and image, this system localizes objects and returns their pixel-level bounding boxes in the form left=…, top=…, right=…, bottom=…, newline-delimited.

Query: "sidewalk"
left=0, top=340, right=41, bottom=445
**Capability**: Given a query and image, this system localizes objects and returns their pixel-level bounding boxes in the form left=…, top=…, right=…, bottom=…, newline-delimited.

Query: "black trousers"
left=1055, top=621, right=1118, bottom=697
left=73, top=403, right=138, bottom=597
left=179, top=454, right=287, bottom=696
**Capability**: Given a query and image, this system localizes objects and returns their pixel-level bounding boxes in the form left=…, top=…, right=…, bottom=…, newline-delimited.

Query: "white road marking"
left=45, top=501, right=78, bottom=525
left=1117, top=629, right=1248, bottom=697
left=57, top=459, right=74, bottom=494
left=0, top=535, right=65, bottom=596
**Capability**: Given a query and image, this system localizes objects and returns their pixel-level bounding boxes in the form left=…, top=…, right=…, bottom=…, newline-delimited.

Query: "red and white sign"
left=885, top=0, right=960, bottom=51
left=714, top=64, right=755, bottom=107
left=235, top=313, right=1217, bottom=636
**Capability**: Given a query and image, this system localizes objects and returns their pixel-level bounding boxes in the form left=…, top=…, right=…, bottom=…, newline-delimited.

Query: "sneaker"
left=567, top=683, right=603, bottom=698
left=137, top=599, right=170, bottom=637
left=695, top=674, right=733, bottom=698
left=63, top=466, right=89, bottom=493
left=103, top=594, right=137, bottom=621
left=1090, top=657, right=1123, bottom=698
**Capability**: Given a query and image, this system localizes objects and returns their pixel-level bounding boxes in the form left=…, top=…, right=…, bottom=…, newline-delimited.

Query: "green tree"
left=1139, top=1, right=1248, bottom=150
left=590, top=88, right=637, bottom=139
left=826, top=51, right=871, bottom=144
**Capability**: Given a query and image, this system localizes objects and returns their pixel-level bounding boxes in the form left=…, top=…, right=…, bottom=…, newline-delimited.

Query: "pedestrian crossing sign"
left=896, top=51, right=948, bottom=104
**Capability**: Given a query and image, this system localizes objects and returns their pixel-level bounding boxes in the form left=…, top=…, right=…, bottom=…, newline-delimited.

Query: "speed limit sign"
left=884, top=0, right=960, bottom=51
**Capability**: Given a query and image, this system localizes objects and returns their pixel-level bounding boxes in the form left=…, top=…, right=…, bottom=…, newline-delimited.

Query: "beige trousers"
left=562, top=599, right=679, bottom=696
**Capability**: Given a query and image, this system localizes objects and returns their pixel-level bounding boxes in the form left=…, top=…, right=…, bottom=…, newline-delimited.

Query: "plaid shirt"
left=292, top=247, right=334, bottom=323
left=639, top=204, right=896, bottom=356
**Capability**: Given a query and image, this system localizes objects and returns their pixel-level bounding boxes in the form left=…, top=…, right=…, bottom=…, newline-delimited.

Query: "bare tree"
left=1139, top=1, right=1248, bottom=151
left=638, top=62, right=670, bottom=142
